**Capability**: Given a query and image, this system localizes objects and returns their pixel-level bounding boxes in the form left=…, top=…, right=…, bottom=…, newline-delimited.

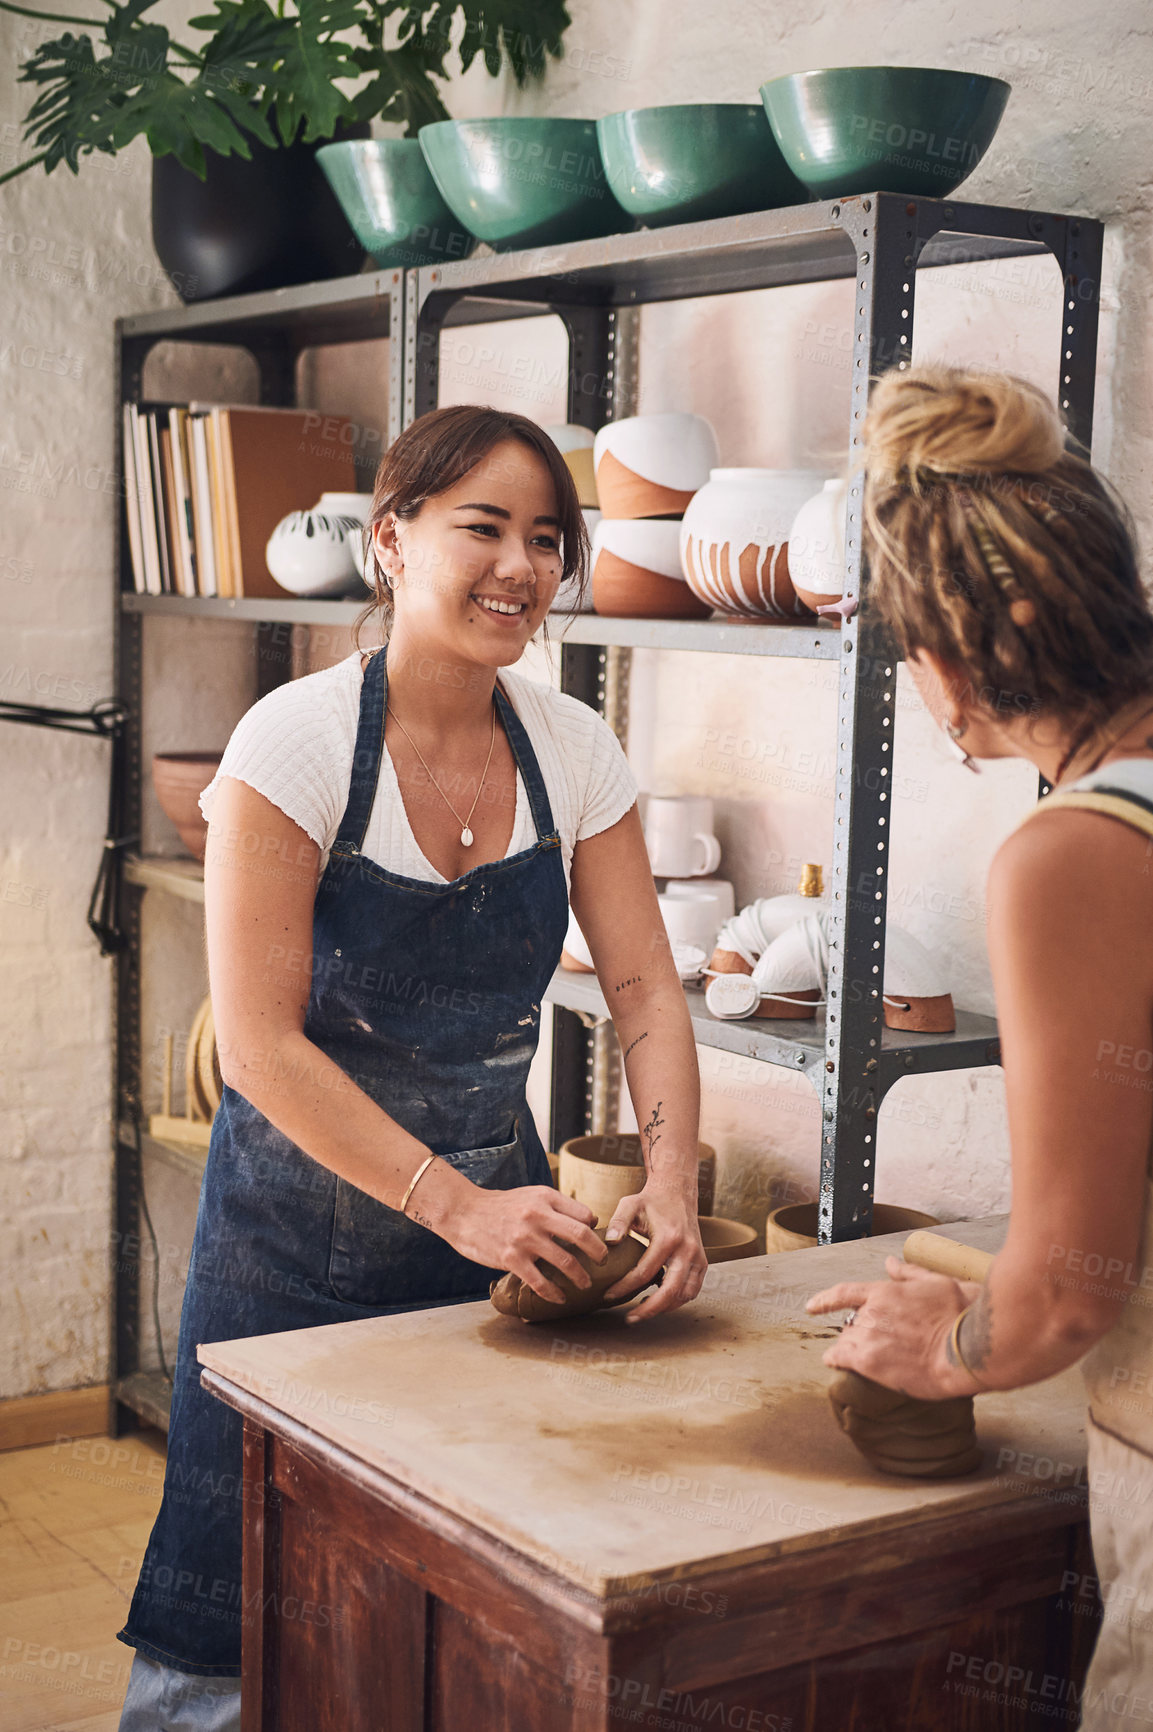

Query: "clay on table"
left=827, top=1368, right=983, bottom=1479
left=489, top=1228, right=655, bottom=1323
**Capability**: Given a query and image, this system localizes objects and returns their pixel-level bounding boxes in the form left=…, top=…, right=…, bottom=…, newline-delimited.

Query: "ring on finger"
left=842, top=1308, right=858, bottom=1329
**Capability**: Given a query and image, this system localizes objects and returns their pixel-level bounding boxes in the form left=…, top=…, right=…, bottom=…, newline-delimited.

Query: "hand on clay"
left=828, top=1368, right=983, bottom=1478
left=601, top=1179, right=709, bottom=1323
left=490, top=1228, right=656, bottom=1322
left=807, top=1256, right=983, bottom=1400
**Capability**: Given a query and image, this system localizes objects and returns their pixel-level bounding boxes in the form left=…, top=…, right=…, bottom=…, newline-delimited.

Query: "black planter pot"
left=152, top=124, right=370, bottom=303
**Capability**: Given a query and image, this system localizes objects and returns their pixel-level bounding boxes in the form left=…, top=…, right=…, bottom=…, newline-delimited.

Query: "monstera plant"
left=0, top=0, right=572, bottom=297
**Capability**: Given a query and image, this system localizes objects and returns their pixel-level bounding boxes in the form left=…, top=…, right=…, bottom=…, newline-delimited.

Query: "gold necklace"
left=389, top=699, right=498, bottom=848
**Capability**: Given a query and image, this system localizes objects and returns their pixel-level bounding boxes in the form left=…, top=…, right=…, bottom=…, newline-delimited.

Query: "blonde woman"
left=808, top=365, right=1153, bottom=1727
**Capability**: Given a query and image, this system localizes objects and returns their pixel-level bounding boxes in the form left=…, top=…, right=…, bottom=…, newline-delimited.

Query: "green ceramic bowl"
left=760, top=67, right=1011, bottom=199
left=418, top=117, right=634, bottom=252
left=597, top=103, right=809, bottom=227
left=316, top=139, right=474, bottom=269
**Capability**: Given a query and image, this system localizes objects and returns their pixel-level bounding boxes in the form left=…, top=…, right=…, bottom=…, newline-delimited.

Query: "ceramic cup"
left=658, top=891, right=721, bottom=955
left=644, top=795, right=721, bottom=878
left=663, top=876, right=736, bottom=931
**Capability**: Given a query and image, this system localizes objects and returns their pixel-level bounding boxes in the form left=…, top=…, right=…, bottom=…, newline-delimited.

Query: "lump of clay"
left=489, top=1229, right=655, bottom=1323
left=827, top=1368, right=982, bottom=1478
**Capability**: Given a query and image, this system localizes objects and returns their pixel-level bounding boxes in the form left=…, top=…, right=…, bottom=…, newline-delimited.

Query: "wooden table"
left=199, top=1215, right=1101, bottom=1731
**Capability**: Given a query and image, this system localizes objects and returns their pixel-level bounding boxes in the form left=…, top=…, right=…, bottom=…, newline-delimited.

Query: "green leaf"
left=266, top=0, right=364, bottom=145
left=348, top=41, right=448, bottom=134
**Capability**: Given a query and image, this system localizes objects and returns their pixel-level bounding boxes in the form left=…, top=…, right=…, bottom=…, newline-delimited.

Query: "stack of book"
left=122, top=403, right=361, bottom=599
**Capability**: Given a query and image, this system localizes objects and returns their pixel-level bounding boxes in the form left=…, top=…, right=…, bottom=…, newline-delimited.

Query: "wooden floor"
left=0, top=1428, right=166, bottom=1731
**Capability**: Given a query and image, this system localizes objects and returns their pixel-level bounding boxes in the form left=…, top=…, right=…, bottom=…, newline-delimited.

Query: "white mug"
left=644, top=795, right=721, bottom=878
left=663, top=877, right=735, bottom=931
left=658, top=892, right=720, bottom=955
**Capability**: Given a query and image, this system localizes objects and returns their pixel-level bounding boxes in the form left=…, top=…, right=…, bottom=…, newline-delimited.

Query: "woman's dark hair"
left=357, top=404, right=589, bottom=645
left=862, top=365, right=1153, bottom=759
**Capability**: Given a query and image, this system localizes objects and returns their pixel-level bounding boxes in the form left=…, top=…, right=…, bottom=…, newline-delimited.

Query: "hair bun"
left=863, top=365, right=1066, bottom=483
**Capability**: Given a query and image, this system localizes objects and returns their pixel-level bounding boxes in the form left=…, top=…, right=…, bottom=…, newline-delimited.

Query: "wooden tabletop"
left=198, top=1213, right=1088, bottom=1598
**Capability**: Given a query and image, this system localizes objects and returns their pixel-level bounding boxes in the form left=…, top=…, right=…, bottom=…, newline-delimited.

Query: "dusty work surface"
left=199, top=1213, right=1087, bottom=1596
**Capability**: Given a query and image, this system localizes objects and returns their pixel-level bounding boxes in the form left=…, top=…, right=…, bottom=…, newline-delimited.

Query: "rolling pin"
left=903, top=1229, right=994, bottom=1284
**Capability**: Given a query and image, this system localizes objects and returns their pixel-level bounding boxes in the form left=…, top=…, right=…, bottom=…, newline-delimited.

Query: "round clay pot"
left=544, top=424, right=599, bottom=508
left=266, top=500, right=365, bottom=598
left=680, top=468, right=828, bottom=618
left=699, top=1215, right=760, bottom=1263
left=882, top=926, right=956, bottom=1032
left=763, top=1202, right=940, bottom=1254
left=593, top=412, right=719, bottom=519
left=558, top=1133, right=716, bottom=1225
left=591, top=518, right=710, bottom=619
left=788, top=477, right=849, bottom=612
left=151, top=753, right=222, bottom=862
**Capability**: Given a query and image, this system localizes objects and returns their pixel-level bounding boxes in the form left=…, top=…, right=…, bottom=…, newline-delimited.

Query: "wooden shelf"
left=123, top=853, right=205, bottom=903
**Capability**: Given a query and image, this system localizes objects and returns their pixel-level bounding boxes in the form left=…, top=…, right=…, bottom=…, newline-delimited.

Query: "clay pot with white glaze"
left=550, top=507, right=601, bottom=615
left=593, top=411, right=719, bottom=518
left=788, top=476, right=848, bottom=613
left=543, top=423, right=599, bottom=508
left=680, top=468, right=827, bottom=618
left=591, top=517, right=710, bottom=618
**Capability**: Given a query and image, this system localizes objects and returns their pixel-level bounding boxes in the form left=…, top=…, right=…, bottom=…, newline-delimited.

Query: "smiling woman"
left=115, top=404, right=707, bottom=1725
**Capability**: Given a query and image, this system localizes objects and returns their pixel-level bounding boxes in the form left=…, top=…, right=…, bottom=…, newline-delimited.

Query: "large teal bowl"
left=316, top=139, right=474, bottom=268
left=418, top=117, right=634, bottom=252
left=597, top=103, right=809, bottom=227
left=760, top=67, right=1011, bottom=199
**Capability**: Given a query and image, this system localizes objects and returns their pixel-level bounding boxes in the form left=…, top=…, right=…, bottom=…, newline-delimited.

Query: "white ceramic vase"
left=680, top=468, right=828, bottom=618
left=593, top=412, right=720, bottom=518
left=267, top=491, right=373, bottom=598
left=788, top=477, right=849, bottom=612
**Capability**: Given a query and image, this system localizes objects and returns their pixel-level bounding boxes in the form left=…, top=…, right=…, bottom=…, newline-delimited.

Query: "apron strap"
left=494, top=680, right=560, bottom=844
left=335, top=652, right=561, bottom=854
left=334, top=648, right=387, bottom=852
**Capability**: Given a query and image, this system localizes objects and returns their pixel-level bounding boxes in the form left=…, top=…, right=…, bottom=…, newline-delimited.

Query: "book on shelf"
left=121, top=402, right=360, bottom=600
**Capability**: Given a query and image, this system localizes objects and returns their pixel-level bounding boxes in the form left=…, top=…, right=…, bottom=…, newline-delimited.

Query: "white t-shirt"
left=199, top=652, right=637, bottom=889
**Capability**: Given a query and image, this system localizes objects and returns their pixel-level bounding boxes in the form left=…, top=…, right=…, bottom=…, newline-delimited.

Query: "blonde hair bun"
left=863, top=365, right=1066, bottom=483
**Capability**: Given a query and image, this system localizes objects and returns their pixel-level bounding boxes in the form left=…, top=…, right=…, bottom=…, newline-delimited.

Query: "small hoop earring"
left=944, top=718, right=981, bottom=774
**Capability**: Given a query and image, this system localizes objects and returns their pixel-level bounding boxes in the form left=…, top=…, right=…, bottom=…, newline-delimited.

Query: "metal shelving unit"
left=409, top=189, right=1101, bottom=1240
left=109, top=192, right=1102, bottom=1429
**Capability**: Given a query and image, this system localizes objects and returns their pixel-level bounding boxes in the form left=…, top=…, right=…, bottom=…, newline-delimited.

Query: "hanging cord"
left=121, top=1089, right=173, bottom=1387
left=0, top=697, right=133, bottom=956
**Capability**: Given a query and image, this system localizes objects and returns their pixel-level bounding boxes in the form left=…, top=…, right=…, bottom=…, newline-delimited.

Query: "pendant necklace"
left=389, top=698, right=498, bottom=848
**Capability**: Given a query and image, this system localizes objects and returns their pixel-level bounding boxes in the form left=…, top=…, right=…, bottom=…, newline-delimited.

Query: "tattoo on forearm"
left=623, top=1031, right=649, bottom=1061
left=641, top=1100, right=665, bottom=1163
left=409, top=1208, right=434, bottom=1230
left=614, top=975, right=642, bottom=993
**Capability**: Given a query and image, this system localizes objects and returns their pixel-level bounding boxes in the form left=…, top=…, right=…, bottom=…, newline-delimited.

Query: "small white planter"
left=266, top=491, right=373, bottom=598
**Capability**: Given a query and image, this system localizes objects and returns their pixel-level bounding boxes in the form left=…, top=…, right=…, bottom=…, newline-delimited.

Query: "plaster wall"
left=2, top=0, right=1150, bottom=1394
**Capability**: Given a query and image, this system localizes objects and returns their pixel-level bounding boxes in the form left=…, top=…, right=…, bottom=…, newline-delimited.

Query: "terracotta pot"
left=763, top=1201, right=940, bottom=1254
left=788, top=477, right=848, bottom=613
left=151, top=753, right=222, bottom=861
left=882, top=926, right=956, bottom=1032
left=558, top=1133, right=716, bottom=1225
left=699, top=1215, right=759, bottom=1263
left=591, top=518, right=711, bottom=619
left=593, top=412, right=719, bottom=519
left=680, top=468, right=828, bottom=618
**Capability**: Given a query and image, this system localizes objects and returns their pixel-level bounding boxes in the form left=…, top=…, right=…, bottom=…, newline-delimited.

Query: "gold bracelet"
left=399, top=1154, right=437, bottom=1217
left=950, top=1304, right=987, bottom=1390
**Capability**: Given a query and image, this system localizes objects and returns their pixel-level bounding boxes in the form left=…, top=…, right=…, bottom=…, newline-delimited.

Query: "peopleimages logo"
left=848, top=113, right=984, bottom=170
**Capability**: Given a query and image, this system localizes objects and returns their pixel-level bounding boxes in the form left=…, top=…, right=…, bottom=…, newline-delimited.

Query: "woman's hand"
left=601, top=1179, right=709, bottom=1323
left=420, top=1176, right=608, bottom=1305
left=807, top=1258, right=983, bottom=1398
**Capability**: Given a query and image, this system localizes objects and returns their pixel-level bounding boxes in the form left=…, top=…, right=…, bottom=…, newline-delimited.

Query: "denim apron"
left=119, top=647, right=565, bottom=1676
